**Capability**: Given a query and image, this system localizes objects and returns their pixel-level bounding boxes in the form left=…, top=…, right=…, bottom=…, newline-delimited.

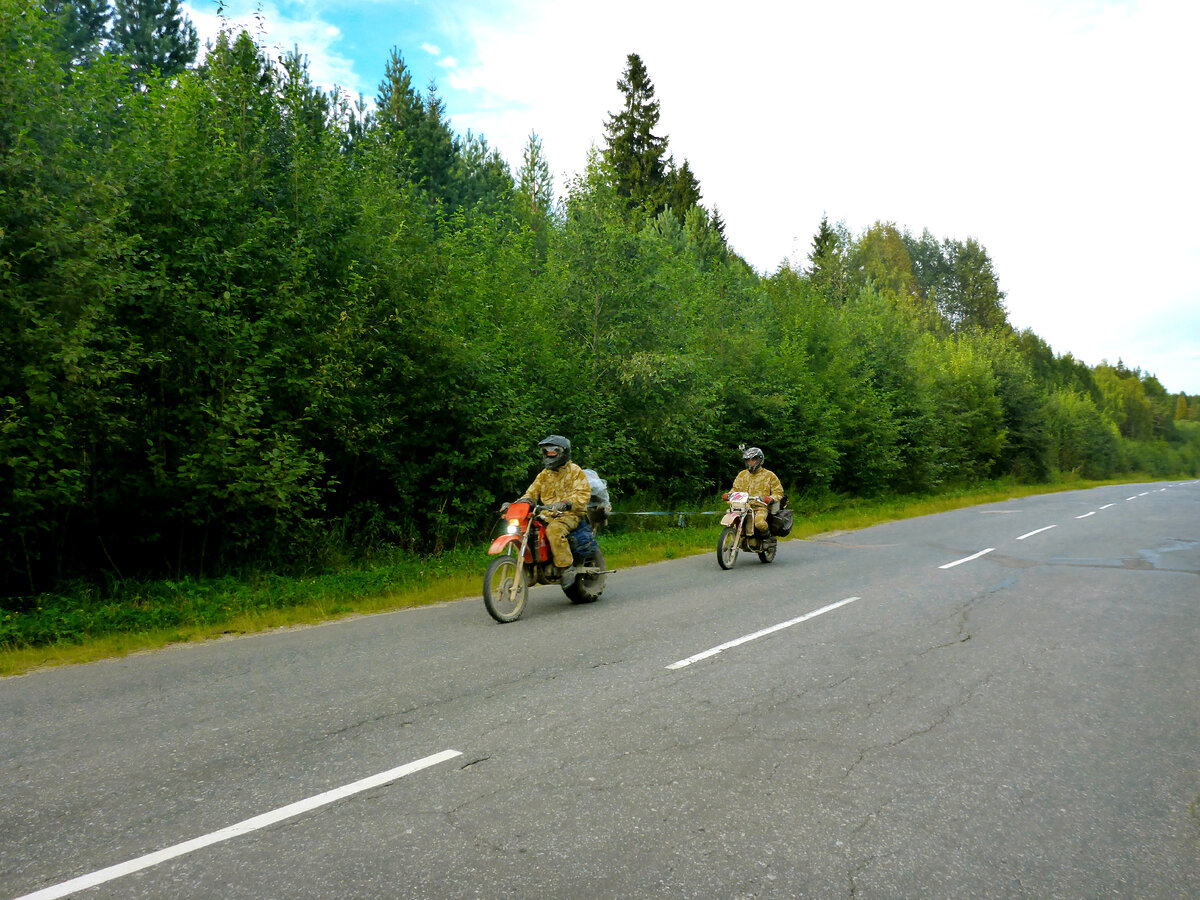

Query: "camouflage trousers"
left=543, top=513, right=581, bottom=568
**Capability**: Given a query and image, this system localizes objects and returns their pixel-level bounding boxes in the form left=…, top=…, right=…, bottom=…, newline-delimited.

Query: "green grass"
left=0, top=474, right=1165, bottom=677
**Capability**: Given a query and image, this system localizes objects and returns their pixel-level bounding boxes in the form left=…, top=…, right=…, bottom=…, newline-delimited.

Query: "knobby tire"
left=717, top=525, right=740, bottom=570
left=483, top=550, right=528, bottom=623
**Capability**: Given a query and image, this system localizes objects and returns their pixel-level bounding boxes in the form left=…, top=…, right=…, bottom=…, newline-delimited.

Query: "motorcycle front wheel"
left=717, top=525, right=740, bottom=570
left=483, top=551, right=528, bottom=623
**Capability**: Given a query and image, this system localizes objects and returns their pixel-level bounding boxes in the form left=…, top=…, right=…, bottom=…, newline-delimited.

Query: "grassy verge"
left=0, top=475, right=1163, bottom=676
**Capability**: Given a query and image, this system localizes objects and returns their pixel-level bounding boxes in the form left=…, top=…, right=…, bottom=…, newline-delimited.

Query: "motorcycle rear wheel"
left=757, top=539, right=777, bottom=563
left=564, top=548, right=606, bottom=604
left=717, top=525, right=740, bottom=570
left=483, top=551, right=528, bottom=623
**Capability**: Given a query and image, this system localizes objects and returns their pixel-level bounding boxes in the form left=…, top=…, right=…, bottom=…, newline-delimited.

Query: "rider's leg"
left=544, top=515, right=580, bottom=568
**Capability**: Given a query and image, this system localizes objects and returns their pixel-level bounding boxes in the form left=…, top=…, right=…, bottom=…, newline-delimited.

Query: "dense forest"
left=3, top=0, right=1198, bottom=599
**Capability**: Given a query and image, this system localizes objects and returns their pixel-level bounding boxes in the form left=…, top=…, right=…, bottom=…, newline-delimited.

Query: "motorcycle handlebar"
left=500, top=501, right=560, bottom=516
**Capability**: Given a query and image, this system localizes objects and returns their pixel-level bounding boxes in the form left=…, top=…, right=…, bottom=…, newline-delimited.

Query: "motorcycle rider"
left=508, top=435, right=592, bottom=588
left=725, top=446, right=784, bottom=539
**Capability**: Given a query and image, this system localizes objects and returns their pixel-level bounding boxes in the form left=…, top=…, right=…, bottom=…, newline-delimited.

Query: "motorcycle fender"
left=720, top=512, right=740, bottom=527
left=487, top=534, right=521, bottom=555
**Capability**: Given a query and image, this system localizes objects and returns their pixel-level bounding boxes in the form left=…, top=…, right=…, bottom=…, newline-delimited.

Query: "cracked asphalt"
left=2, top=481, right=1197, bottom=899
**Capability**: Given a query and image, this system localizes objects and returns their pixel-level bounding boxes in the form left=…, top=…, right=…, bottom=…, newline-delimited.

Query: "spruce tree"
left=414, top=84, right=458, bottom=204
left=373, top=52, right=457, bottom=206
left=375, top=48, right=424, bottom=136
left=450, top=130, right=512, bottom=212
left=517, top=131, right=554, bottom=219
left=45, top=0, right=111, bottom=66
left=110, top=0, right=199, bottom=79
left=808, top=215, right=850, bottom=301
left=710, top=206, right=727, bottom=242
left=809, top=215, right=838, bottom=270
left=603, top=52, right=669, bottom=215
left=665, top=157, right=701, bottom=222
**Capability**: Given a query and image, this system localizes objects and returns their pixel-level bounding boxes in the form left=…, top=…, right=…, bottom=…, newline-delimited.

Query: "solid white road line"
left=1075, top=511, right=1096, bottom=519
left=938, top=548, right=995, bottom=569
left=667, top=597, right=860, bottom=670
left=14, top=749, right=463, bottom=900
left=1016, top=525, right=1057, bottom=541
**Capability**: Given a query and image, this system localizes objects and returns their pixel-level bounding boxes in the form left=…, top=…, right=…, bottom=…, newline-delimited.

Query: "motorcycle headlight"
left=506, top=519, right=520, bottom=534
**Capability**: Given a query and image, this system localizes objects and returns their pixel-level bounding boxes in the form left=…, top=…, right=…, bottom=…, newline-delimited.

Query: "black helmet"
left=538, top=435, right=571, bottom=470
left=742, top=446, right=764, bottom=472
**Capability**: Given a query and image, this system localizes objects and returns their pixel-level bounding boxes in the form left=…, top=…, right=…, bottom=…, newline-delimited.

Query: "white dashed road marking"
left=14, top=750, right=463, bottom=900
left=667, top=598, right=860, bottom=670
left=1016, top=525, right=1057, bottom=540
left=939, top=548, right=995, bottom=569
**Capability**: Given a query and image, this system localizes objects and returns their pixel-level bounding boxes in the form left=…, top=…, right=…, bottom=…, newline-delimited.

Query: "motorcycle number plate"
left=728, top=491, right=750, bottom=503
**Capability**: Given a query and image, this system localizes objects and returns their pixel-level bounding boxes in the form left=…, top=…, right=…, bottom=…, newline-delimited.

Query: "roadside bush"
left=1045, top=389, right=1124, bottom=479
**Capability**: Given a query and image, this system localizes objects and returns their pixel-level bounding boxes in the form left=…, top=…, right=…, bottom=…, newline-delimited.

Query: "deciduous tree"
left=947, top=237, right=1008, bottom=332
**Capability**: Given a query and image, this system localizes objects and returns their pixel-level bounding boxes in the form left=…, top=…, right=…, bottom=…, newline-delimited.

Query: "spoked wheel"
left=758, top=538, right=777, bottom=564
left=564, top=548, right=606, bottom=604
left=717, top=525, right=740, bottom=570
left=483, top=550, right=528, bottom=623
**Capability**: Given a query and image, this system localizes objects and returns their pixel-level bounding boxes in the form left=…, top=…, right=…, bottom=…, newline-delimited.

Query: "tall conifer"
left=665, top=157, right=701, bottom=222
left=110, top=0, right=199, bottom=78
left=603, top=52, right=669, bottom=214
left=45, top=0, right=111, bottom=66
left=517, top=131, right=554, bottom=218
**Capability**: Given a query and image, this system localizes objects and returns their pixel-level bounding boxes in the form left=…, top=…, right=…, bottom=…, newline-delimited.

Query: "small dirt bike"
left=483, top=501, right=609, bottom=623
left=716, top=491, right=778, bottom=569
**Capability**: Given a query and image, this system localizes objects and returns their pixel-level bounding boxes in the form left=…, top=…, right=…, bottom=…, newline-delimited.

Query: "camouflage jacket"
left=731, top=467, right=784, bottom=504
left=523, top=462, right=592, bottom=512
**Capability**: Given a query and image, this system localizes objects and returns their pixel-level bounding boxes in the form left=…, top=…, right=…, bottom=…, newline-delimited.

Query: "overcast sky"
left=184, top=0, right=1199, bottom=395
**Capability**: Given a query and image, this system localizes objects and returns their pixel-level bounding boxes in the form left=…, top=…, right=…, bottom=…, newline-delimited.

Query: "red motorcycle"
left=483, top=501, right=609, bottom=623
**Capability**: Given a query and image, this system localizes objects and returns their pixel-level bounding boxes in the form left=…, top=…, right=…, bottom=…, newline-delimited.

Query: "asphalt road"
left=2, top=481, right=1198, bottom=899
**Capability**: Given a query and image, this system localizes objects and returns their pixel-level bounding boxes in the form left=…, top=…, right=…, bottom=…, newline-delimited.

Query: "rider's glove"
left=722, top=492, right=730, bottom=501
left=763, top=496, right=773, bottom=505
left=499, top=501, right=511, bottom=515
left=552, top=501, right=572, bottom=512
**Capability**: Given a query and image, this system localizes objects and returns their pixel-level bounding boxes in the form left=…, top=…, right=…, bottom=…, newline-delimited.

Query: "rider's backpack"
left=583, top=468, right=611, bottom=524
